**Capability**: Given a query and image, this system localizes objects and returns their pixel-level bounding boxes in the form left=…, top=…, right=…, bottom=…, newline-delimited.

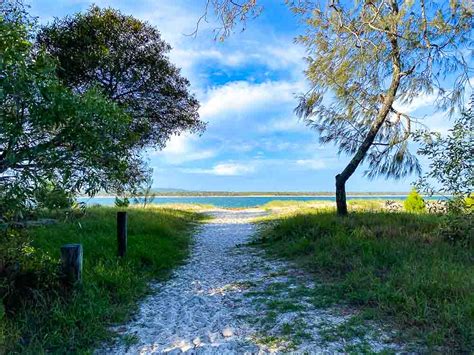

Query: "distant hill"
left=152, top=188, right=190, bottom=193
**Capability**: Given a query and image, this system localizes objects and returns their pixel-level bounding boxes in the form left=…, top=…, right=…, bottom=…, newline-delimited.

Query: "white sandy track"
left=99, top=209, right=403, bottom=354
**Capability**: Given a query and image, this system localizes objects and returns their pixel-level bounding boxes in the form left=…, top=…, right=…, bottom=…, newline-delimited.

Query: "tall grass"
left=2, top=206, right=204, bottom=353
left=256, top=209, right=473, bottom=351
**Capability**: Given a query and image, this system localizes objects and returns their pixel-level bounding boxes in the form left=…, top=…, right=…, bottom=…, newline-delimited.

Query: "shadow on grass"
left=2, top=206, right=205, bottom=353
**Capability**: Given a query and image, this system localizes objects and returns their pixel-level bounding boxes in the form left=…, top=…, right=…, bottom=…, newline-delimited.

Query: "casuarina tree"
left=37, top=6, right=205, bottom=151
left=205, top=0, right=473, bottom=215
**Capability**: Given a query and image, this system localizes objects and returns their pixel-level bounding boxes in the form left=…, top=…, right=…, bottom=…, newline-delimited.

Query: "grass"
left=255, top=208, right=474, bottom=352
left=2, top=206, right=204, bottom=353
left=261, top=199, right=386, bottom=212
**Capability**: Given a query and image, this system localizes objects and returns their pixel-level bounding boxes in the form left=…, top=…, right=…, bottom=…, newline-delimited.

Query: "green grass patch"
left=261, top=199, right=386, bottom=211
left=256, top=209, right=473, bottom=352
left=2, top=206, right=204, bottom=353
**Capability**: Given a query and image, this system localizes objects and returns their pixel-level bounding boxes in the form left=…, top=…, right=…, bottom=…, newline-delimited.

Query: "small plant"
left=464, top=194, right=474, bottom=211
left=438, top=213, right=473, bottom=247
left=404, top=189, right=426, bottom=213
left=132, top=176, right=156, bottom=208
left=114, top=197, right=130, bottom=208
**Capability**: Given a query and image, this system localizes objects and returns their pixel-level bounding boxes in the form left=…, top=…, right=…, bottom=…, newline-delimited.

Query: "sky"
left=27, top=0, right=470, bottom=192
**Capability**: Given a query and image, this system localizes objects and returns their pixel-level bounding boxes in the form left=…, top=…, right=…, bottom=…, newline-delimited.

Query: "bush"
left=404, top=189, right=426, bottom=213
left=0, top=228, right=60, bottom=317
left=35, top=185, right=74, bottom=211
left=114, top=197, right=130, bottom=208
left=464, top=194, right=474, bottom=211
left=438, top=213, right=473, bottom=246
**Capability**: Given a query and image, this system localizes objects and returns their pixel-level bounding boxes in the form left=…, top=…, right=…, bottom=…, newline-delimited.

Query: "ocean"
left=77, top=195, right=446, bottom=209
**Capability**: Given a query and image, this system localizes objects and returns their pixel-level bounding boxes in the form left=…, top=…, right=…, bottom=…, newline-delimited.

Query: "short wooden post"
left=60, top=244, right=83, bottom=285
left=117, top=211, right=127, bottom=257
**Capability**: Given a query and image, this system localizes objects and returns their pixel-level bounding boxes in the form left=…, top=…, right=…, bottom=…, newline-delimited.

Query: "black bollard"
left=117, top=211, right=127, bottom=257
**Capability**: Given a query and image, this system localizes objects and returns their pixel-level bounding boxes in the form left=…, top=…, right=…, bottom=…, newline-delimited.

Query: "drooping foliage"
left=294, top=0, right=473, bottom=180
left=37, top=6, right=205, bottom=151
left=0, top=3, right=146, bottom=218
left=206, top=0, right=473, bottom=215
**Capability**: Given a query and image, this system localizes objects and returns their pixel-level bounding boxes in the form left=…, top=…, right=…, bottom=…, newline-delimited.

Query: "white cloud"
left=151, top=134, right=216, bottom=164
left=295, top=159, right=327, bottom=170
left=171, top=42, right=305, bottom=72
left=181, top=163, right=255, bottom=176
left=200, top=80, right=302, bottom=120
left=258, top=116, right=307, bottom=133
left=393, top=93, right=438, bottom=114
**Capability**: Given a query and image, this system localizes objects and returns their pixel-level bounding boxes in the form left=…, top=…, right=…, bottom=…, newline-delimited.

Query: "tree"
left=415, top=96, right=474, bottom=199
left=37, top=6, right=205, bottom=151
left=206, top=1, right=473, bottom=215
left=404, top=188, right=426, bottom=213
left=132, top=176, right=156, bottom=208
left=0, top=3, right=145, bottom=218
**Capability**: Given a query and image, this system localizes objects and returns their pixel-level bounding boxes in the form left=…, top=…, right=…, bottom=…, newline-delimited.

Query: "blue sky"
left=28, top=0, right=468, bottom=192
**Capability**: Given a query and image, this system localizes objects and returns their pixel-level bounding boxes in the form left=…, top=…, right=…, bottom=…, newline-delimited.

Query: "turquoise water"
left=78, top=195, right=445, bottom=208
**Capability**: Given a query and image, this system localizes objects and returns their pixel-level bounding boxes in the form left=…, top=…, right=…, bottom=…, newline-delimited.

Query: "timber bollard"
left=60, top=243, right=83, bottom=285
left=117, top=211, right=127, bottom=257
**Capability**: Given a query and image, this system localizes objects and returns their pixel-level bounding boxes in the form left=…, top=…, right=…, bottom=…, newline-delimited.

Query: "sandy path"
left=99, top=209, right=402, bottom=354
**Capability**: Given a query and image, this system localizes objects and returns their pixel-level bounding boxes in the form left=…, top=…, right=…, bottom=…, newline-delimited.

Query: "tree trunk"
left=335, top=174, right=348, bottom=216
left=335, top=53, right=402, bottom=214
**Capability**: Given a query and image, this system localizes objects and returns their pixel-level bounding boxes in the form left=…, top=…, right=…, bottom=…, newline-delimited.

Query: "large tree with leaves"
left=207, top=0, right=473, bottom=215
left=37, top=6, right=204, bottom=151
left=0, top=3, right=146, bottom=217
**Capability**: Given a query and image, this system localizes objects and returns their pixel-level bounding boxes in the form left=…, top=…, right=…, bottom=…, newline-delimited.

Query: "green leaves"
left=0, top=8, right=145, bottom=218
left=404, top=188, right=426, bottom=213
left=293, top=0, right=473, bottom=181
left=416, top=97, right=474, bottom=198
left=37, top=5, right=204, bottom=151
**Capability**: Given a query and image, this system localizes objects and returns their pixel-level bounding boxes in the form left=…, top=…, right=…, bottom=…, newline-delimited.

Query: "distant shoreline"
left=79, top=193, right=440, bottom=199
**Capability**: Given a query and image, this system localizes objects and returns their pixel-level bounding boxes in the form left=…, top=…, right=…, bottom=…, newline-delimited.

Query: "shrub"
left=465, top=194, right=474, bottom=211
left=114, top=197, right=130, bottom=208
left=35, top=185, right=74, bottom=211
left=404, top=189, right=426, bottom=213
left=438, top=213, right=473, bottom=246
left=0, top=228, right=60, bottom=317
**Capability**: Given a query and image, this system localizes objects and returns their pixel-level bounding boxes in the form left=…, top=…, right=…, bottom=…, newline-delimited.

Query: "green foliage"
left=37, top=5, right=205, bottom=151
left=114, top=196, right=130, bottom=208
left=35, top=183, right=74, bottom=210
left=0, top=228, right=60, bottom=317
left=132, top=176, right=156, bottom=207
left=416, top=97, right=474, bottom=199
left=2, top=206, right=203, bottom=353
left=466, top=194, right=474, bottom=210
left=257, top=210, right=473, bottom=351
left=292, top=1, right=473, bottom=180
left=437, top=213, right=473, bottom=247
left=1, top=5, right=146, bottom=219
left=404, top=189, right=426, bottom=213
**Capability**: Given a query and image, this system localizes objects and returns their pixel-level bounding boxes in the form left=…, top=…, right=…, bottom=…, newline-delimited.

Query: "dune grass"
left=260, top=199, right=387, bottom=215
left=2, top=206, right=204, bottom=353
left=255, top=209, right=473, bottom=352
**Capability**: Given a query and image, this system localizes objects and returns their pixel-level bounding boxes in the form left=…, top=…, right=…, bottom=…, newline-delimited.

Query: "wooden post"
left=117, top=211, right=127, bottom=257
left=60, top=244, right=83, bottom=285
